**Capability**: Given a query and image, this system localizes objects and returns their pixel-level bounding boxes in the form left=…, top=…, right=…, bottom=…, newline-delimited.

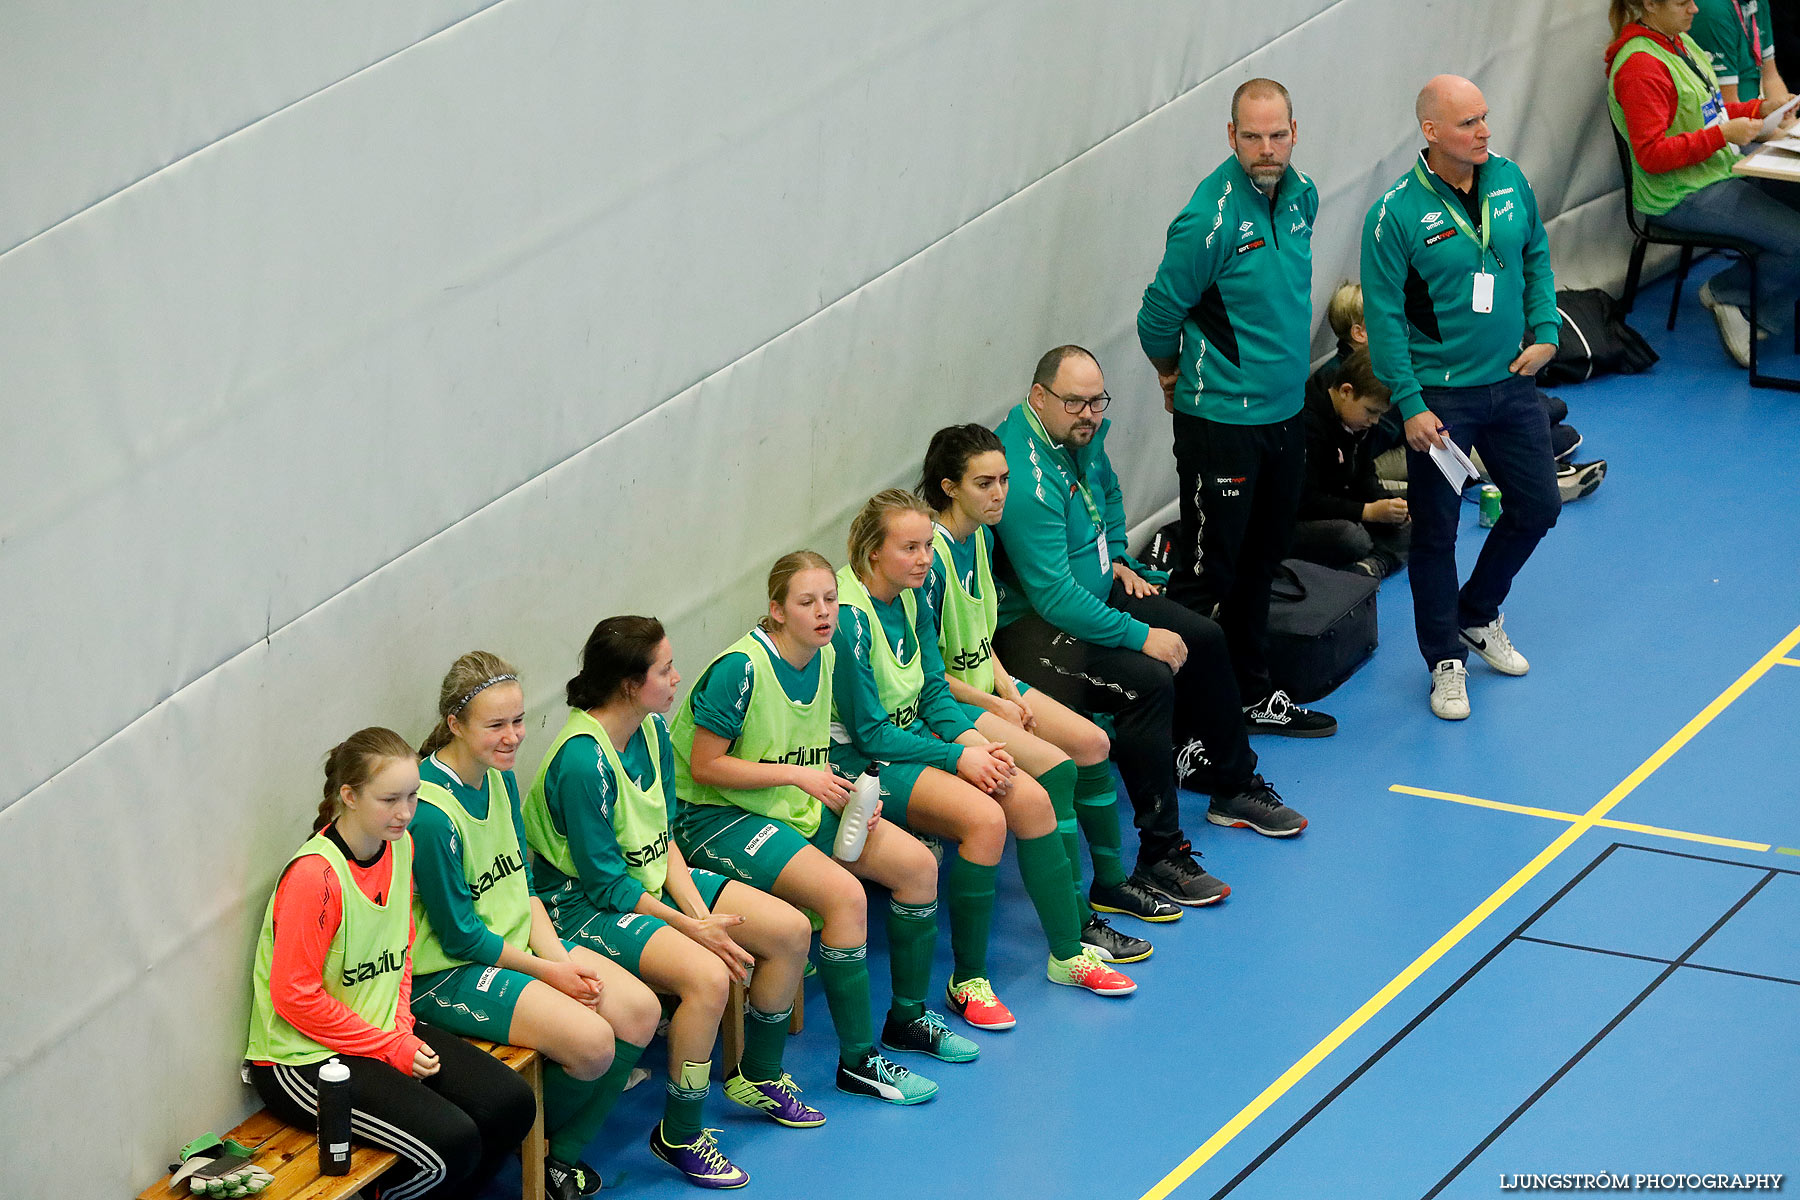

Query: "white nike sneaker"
left=1430, top=660, right=1470, bottom=721
left=1459, top=615, right=1529, bottom=676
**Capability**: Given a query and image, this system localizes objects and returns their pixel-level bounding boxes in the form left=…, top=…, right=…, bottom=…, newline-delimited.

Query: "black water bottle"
left=317, top=1057, right=353, bottom=1175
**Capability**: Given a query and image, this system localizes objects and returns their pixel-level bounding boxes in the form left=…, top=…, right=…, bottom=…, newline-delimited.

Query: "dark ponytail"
left=917, top=423, right=1005, bottom=512
left=566, top=616, right=667, bottom=710
left=317, top=727, right=416, bottom=832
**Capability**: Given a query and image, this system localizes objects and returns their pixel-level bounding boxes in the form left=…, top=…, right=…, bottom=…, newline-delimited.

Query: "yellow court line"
left=1388, top=784, right=1774, bottom=852
left=1778, top=657, right=1800, bottom=667
left=1139, top=619, right=1800, bottom=1200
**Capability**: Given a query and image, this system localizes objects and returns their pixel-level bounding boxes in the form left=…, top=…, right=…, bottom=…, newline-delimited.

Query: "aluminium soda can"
left=1478, top=484, right=1502, bottom=528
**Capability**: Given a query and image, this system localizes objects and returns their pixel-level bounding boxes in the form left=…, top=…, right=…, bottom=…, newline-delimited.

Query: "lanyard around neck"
left=1729, top=0, right=1764, bottom=62
left=1414, top=158, right=1493, bottom=269
left=1022, top=403, right=1104, bottom=529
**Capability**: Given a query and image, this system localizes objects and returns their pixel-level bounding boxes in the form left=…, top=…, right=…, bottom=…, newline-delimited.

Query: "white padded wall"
left=0, top=2, right=1635, bottom=1191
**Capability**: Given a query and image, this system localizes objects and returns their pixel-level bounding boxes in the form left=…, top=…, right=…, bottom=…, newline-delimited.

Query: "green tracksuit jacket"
left=1360, top=150, right=1560, bottom=420
left=992, top=403, right=1154, bottom=650
left=1137, top=156, right=1317, bottom=423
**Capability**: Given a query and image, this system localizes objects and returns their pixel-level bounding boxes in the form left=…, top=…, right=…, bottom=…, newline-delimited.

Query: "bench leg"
left=521, top=1056, right=546, bottom=1200
left=721, top=981, right=747, bottom=1077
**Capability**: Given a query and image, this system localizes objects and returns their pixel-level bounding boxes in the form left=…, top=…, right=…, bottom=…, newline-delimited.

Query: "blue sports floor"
left=484, top=268, right=1800, bottom=1198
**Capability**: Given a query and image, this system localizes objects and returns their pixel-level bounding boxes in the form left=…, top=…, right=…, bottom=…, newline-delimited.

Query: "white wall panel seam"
left=0, top=0, right=510, bottom=262
left=3, top=3, right=1356, bottom=815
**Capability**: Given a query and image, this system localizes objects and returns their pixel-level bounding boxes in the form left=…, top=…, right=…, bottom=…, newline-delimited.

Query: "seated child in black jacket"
left=1294, top=347, right=1410, bottom=579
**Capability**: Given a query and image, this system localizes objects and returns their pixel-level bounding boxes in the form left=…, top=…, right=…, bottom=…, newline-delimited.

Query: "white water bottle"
left=832, top=766, right=881, bottom=862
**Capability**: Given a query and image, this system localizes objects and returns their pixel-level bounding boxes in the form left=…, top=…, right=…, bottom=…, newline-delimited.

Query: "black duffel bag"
left=1266, top=559, right=1379, bottom=703
left=1537, top=287, right=1659, bottom=385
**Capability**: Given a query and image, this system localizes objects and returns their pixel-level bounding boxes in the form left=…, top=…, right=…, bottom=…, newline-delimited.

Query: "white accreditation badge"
left=1471, top=271, right=1495, bottom=314
left=1097, top=533, right=1110, bottom=574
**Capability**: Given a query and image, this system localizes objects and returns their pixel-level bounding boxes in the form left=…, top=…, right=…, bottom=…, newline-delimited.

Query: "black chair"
left=1612, top=124, right=1799, bottom=389
left=1611, top=123, right=1760, bottom=331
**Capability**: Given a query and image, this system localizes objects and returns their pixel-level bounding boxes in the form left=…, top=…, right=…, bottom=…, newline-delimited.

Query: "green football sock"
left=738, top=1003, right=792, bottom=1084
left=946, top=855, right=998, bottom=987
left=885, top=897, right=938, bottom=1025
left=1016, top=831, right=1084, bottom=960
left=1039, top=759, right=1084, bottom=901
left=1076, top=761, right=1127, bottom=887
left=816, top=941, right=876, bottom=1066
left=547, top=1038, right=646, bottom=1164
left=661, top=1059, right=712, bottom=1146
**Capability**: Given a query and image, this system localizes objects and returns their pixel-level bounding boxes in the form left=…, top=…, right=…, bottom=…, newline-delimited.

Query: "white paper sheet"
left=1428, top=437, right=1481, bottom=489
left=1759, top=94, right=1800, bottom=138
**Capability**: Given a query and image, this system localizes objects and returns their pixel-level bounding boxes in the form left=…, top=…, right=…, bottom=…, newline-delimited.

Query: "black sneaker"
left=1556, top=458, right=1607, bottom=503
left=1089, top=877, right=1183, bottom=923
left=1243, top=690, right=1337, bottom=737
left=1207, top=776, right=1308, bottom=837
left=1131, top=844, right=1230, bottom=906
left=1080, top=915, right=1153, bottom=963
left=546, top=1155, right=603, bottom=1199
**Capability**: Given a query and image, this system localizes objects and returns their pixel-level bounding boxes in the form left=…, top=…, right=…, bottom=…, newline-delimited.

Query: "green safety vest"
left=932, top=526, right=998, bottom=696
left=1608, top=33, right=1737, bottom=216
left=245, top=832, right=414, bottom=1066
left=410, top=764, right=534, bottom=976
left=834, top=565, right=925, bottom=731
left=671, top=630, right=834, bottom=837
left=525, top=708, right=673, bottom=898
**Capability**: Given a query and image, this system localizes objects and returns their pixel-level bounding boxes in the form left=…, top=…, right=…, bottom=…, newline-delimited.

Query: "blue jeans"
left=1405, top=373, right=1560, bottom=667
left=1653, top=176, right=1800, bottom=334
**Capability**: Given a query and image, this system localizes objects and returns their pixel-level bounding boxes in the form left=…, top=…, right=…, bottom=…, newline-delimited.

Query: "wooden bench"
left=719, top=978, right=804, bottom=1076
left=137, top=1042, right=544, bottom=1200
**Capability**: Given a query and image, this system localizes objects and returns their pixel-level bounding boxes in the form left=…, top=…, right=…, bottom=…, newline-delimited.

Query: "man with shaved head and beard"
left=1361, top=75, right=1562, bottom=721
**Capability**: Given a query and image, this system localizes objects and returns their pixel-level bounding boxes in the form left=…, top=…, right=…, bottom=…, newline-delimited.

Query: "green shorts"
left=823, top=750, right=928, bottom=829
left=546, top=871, right=731, bottom=975
left=411, top=950, right=574, bottom=1040
left=674, top=801, right=843, bottom=891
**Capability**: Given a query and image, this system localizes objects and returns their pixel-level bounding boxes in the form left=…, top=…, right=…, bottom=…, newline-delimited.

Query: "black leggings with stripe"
left=249, top=1023, right=535, bottom=1200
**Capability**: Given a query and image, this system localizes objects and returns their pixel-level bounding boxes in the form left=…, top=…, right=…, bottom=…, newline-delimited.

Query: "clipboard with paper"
left=1428, top=437, right=1481, bottom=490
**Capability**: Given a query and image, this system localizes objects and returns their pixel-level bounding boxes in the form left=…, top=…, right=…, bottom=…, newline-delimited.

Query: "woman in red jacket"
left=244, top=728, right=536, bottom=1200
left=1607, top=0, right=1800, bottom=366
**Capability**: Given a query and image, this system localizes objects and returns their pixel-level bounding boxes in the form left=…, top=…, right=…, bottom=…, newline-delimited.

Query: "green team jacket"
left=1137, top=156, right=1317, bottom=423
left=992, top=403, right=1154, bottom=650
left=1359, top=151, right=1560, bottom=420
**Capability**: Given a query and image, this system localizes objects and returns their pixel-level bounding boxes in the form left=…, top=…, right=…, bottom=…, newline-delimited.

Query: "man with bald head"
left=1138, top=77, right=1337, bottom=743
left=1361, top=75, right=1561, bottom=720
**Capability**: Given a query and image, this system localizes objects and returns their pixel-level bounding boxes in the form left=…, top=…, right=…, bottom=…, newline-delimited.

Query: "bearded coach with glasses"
left=990, top=345, right=1311, bottom=915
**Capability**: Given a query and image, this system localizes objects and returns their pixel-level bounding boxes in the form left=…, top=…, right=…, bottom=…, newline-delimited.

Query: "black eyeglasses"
left=1040, top=384, right=1111, bottom=414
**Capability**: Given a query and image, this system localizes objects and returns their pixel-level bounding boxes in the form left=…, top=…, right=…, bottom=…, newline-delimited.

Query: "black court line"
left=1516, top=934, right=1800, bottom=988
left=1203, top=843, right=1793, bottom=1200
left=1421, top=867, right=1777, bottom=1197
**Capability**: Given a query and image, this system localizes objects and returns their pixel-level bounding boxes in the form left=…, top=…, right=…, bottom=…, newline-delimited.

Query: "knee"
left=966, top=803, right=1007, bottom=857
left=772, top=905, right=814, bottom=962
left=491, top=1071, right=539, bottom=1146
left=567, top=1019, right=616, bottom=1081
left=431, top=1110, right=485, bottom=1189
left=817, top=876, right=868, bottom=942
left=615, top=977, right=663, bottom=1046
left=1006, top=779, right=1053, bottom=828
left=682, top=958, right=733, bottom=1015
left=1346, top=523, right=1375, bottom=557
left=1071, top=726, right=1109, bottom=767
left=894, top=841, right=939, bottom=901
